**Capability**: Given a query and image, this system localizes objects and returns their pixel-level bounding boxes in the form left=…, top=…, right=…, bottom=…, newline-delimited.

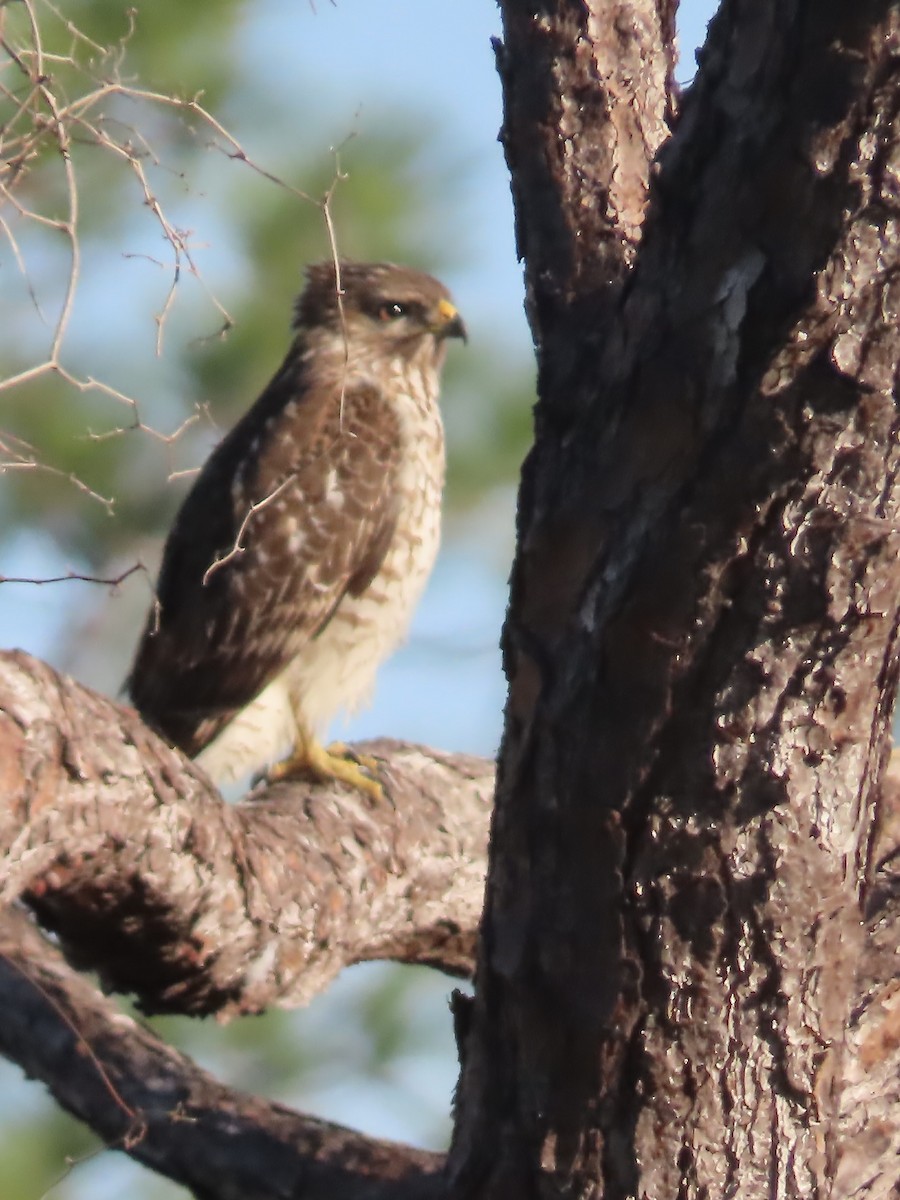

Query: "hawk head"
left=294, top=260, right=467, bottom=372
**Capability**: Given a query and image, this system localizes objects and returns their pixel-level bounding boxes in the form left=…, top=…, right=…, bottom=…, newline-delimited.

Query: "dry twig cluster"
left=0, top=0, right=347, bottom=587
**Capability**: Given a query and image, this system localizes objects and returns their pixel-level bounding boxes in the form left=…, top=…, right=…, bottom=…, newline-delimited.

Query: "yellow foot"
left=268, top=737, right=383, bottom=800
left=326, top=741, right=380, bottom=775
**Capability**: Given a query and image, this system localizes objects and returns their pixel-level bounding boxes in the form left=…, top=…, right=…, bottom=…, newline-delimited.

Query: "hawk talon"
left=267, top=738, right=383, bottom=800
left=326, top=741, right=381, bottom=774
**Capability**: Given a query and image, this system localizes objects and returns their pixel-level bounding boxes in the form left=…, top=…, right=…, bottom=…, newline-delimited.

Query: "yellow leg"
left=268, top=727, right=383, bottom=799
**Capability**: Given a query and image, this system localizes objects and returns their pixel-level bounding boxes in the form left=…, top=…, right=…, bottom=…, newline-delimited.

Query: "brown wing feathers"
left=127, top=353, right=403, bottom=756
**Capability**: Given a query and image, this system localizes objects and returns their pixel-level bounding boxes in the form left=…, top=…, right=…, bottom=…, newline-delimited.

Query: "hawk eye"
left=377, top=301, right=409, bottom=322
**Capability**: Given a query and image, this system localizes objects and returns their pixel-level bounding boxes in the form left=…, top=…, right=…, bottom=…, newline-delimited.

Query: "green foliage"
left=444, top=345, right=536, bottom=507
left=0, top=1069, right=100, bottom=1200
left=41, top=0, right=242, bottom=104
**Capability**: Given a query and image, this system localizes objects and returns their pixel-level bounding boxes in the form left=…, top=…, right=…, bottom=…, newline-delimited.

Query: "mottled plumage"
left=128, top=260, right=466, bottom=786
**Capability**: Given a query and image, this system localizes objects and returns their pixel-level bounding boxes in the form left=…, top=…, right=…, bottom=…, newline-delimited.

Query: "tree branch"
left=0, top=649, right=492, bottom=1018
left=0, top=905, right=444, bottom=1200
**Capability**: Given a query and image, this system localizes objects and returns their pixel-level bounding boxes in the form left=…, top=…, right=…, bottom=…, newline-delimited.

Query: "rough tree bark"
left=450, top=2, right=900, bottom=1199
left=4, top=3, right=900, bottom=1199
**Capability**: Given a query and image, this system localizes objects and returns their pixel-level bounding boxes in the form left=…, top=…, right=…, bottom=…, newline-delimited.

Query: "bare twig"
left=202, top=471, right=299, bottom=584
left=0, top=429, right=115, bottom=512
left=0, top=561, right=149, bottom=591
left=0, top=0, right=350, bottom=591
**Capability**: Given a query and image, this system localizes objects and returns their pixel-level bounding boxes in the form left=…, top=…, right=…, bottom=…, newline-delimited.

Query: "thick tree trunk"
left=450, top=3, right=900, bottom=1198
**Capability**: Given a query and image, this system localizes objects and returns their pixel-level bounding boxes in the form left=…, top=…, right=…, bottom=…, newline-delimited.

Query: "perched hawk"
left=128, top=260, right=466, bottom=793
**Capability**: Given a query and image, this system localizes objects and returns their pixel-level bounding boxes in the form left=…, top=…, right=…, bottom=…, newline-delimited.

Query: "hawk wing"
left=128, top=352, right=403, bottom=756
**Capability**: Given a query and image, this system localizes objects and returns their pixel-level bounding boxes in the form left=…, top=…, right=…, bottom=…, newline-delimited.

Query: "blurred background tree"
left=0, top=0, right=714, bottom=1195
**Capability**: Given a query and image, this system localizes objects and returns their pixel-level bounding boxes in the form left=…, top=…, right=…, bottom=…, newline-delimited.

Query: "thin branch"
left=0, top=944, right=137, bottom=1123
left=0, top=208, right=46, bottom=320
left=0, top=429, right=116, bottom=513
left=0, top=562, right=148, bottom=590
left=0, top=0, right=354, bottom=565
left=202, top=472, right=298, bottom=584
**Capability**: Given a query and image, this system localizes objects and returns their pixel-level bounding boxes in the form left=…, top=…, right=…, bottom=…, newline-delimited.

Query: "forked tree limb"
left=0, top=649, right=493, bottom=1018
left=0, top=647, right=487, bottom=1196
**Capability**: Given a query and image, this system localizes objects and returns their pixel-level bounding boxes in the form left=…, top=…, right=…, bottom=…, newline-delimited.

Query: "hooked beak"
left=433, top=297, right=468, bottom=344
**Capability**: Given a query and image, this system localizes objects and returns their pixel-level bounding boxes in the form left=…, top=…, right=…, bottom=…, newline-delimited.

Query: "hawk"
left=128, top=260, right=466, bottom=794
